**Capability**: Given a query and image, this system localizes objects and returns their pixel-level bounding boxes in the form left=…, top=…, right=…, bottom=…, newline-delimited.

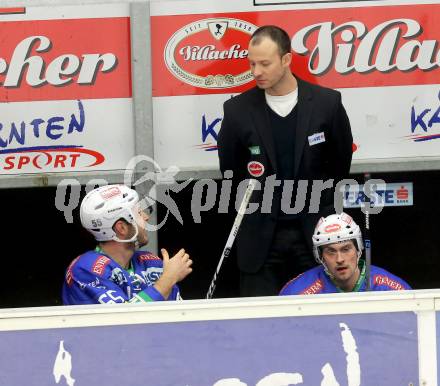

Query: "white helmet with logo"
left=312, top=212, right=363, bottom=264
left=80, top=184, right=140, bottom=242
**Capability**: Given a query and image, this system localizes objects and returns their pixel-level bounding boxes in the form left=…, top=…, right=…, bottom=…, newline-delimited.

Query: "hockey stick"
left=206, top=178, right=257, bottom=299
left=364, top=173, right=371, bottom=291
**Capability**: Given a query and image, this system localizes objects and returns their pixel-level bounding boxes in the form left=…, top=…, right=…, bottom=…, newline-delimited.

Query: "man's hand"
left=153, top=248, right=193, bottom=299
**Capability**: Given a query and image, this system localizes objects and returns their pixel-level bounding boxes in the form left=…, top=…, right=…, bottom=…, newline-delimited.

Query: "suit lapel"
left=294, top=78, right=313, bottom=177
left=250, top=88, right=278, bottom=172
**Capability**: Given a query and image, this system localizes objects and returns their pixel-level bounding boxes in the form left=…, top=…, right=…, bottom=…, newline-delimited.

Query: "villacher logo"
left=164, top=18, right=257, bottom=89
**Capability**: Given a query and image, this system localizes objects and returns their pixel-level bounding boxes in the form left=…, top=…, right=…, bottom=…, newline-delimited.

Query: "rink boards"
left=0, top=290, right=439, bottom=385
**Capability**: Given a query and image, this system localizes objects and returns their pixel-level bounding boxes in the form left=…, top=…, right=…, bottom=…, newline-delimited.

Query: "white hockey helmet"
left=312, top=212, right=363, bottom=264
left=80, top=185, right=140, bottom=242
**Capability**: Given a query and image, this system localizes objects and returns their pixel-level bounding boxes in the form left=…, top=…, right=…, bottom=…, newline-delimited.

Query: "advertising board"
left=151, top=0, right=440, bottom=170
left=0, top=4, right=134, bottom=175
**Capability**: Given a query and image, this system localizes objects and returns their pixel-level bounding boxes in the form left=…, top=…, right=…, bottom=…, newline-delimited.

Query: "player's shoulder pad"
left=371, top=265, right=411, bottom=290
left=135, top=250, right=161, bottom=262
left=280, top=266, right=323, bottom=295
left=280, top=272, right=305, bottom=295
left=72, top=250, right=113, bottom=277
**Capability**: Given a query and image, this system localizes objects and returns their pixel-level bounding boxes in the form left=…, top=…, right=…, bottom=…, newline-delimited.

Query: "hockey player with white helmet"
left=62, top=184, right=192, bottom=305
left=280, top=212, right=410, bottom=295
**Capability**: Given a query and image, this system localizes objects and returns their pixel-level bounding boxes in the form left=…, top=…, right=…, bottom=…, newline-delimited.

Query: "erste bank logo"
left=164, top=18, right=257, bottom=89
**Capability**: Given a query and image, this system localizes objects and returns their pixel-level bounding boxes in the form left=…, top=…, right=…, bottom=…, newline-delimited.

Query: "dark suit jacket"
left=217, top=77, right=353, bottom=273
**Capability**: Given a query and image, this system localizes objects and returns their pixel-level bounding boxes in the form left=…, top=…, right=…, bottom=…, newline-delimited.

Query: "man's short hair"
left=250, top=25, right=291, bottom=57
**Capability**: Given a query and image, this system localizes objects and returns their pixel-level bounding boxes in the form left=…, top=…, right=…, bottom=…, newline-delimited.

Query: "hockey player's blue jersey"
left=280, top=264, right=411, bottom=295
left=62, top=249, right=180, bottom=305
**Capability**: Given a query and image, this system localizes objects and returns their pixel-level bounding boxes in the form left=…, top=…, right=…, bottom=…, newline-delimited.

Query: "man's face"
left=321, top=241, right=359, bottom=290
left=247, top=36, right=291, bottom=94
left=133, top=204, right=150, bottom=247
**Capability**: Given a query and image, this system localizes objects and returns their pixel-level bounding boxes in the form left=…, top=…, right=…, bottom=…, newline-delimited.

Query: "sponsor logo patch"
left=100, top=186, right=121, bottom=200
left=92, top=255, right=111, bottom=276
left=247, top=161, right=264, bottom=177
left=374, top=275, right=404, bottom=290
left=249, top=145, right=261, bottom=155
left=324, top=223, right=342, bottom=233
left=301, top=279, right=324, bottom=295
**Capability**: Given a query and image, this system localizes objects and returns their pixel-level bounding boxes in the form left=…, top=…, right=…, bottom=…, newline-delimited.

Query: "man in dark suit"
left=217, top=25, right=353, bottom=296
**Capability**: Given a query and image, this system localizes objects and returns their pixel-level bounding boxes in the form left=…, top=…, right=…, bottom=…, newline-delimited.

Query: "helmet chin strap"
left=112, top=208, right=143, bottom=248
left=112, top=222, right=139, bottom=246
left=322, top=262, right=333, bottom=278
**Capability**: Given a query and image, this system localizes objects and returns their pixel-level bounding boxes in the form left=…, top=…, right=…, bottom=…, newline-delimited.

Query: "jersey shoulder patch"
left=91, top=255, right=112, bottom=276
left=373, top=273, right=405, bottom=290
left=137, top=252, right=161, bottom=261
left=65, top=256, right=81, bottom=287
left=300, top=278, right=324, bottom=295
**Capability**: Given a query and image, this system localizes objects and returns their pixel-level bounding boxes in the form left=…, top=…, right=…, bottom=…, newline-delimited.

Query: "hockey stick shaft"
left=206, top=179, right=257, bottom=299
left=364, top=173, right=371, bottom=291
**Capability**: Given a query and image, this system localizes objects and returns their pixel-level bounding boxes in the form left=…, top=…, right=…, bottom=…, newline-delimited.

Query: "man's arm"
left=217, top=102, right=248, bottom=178
left=329, top=93, right=353, bottom=179
left=63, top=252, right=191, bottom=305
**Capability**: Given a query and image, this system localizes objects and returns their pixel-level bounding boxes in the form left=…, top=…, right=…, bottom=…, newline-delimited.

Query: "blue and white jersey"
left=280, top=264, right=411, bottom=296
left=62, top=250, right=180, bottom=305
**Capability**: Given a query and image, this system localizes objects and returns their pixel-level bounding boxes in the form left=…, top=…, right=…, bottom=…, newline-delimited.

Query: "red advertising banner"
left=151, top=3, right=440, bottom=97
left=0, top=17, right=132, bottom=102
left=0, top=5, right=135, bottom=176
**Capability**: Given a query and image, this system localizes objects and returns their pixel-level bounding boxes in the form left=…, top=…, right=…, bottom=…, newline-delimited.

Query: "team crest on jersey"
left=129, top=272, right=145, bottom=290
left=110, top=268, right=128, bottom=286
